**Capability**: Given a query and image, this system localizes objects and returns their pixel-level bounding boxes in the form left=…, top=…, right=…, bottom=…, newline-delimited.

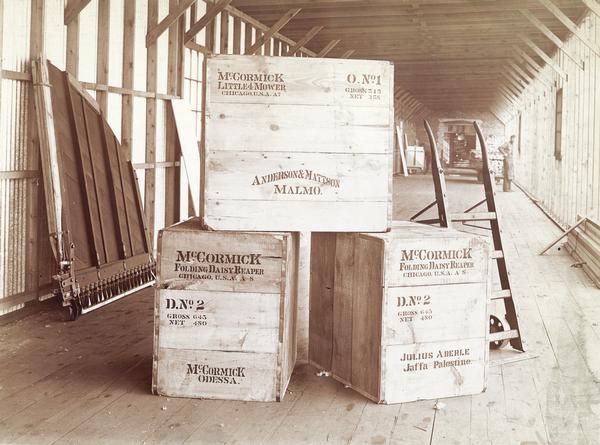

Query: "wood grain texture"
left=204, top=55, right=393, bottom=231
left=308, top=233, right=336, bottom=371
left=310, top=222, right=491, bottom=404
left=3, top=179, right=600, bottom=443
left=154, top=220, right=297, bottom=401
left=351, top=235, right=384, bottom=399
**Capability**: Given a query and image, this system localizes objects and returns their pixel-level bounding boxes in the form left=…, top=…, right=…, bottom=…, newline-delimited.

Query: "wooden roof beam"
left=245, top=8, right=302, bottom=55
left=147, top=0, right=196, bottom=47
left=223, top=3, right=316, bottom=56
left=281, top=26, right=323, bottom=56
left=518, top=34, right=567, bottom=78
left=64, top=0, right=92, bottom=25
left=536, top=0, right=600, bottom=56
left=317, top=39, right=341, bottom=57
left=509, top=60, right=550, bottom=90
left=502, top=70, right=527, bottom=93
left=498, top=86, right=519, bottom=106
left=582, top=0, right=600, bottom=17
left=512, top=44, right=555, bottom=85
left=519, top=9, right=584, bottom=69
left=498, top=78, right=522, bottom=100
left=184, top=0, right=232, bottom=45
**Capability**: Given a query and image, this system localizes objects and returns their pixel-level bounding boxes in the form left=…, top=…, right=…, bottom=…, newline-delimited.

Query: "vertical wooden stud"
left=244, top=22, right=252, bottom=54
left=165, top=0, right=181, bottom=226
left=145, top=0, right=158, bottom=244
left=96, top=0, right=110, bottom=114
left=232, top=16, right=241, bottom=54
left=121, top=0, right=135, bottom=158
left=220, top=10, right=229, bottom=54
left=28, top=0, right=44, bottom=300
left=66, top=0, right=79, bottom=75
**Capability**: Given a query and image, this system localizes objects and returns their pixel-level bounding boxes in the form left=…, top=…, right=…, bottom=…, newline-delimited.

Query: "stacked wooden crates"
left=310, top=222, right=492, bottom=403
left=153, top=54, right=395, bottom=401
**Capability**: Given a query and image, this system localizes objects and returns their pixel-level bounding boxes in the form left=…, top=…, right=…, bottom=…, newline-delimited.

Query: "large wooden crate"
left=204, top=55, right=394, bottom=232
left=153, top=218, right=298, bottom=402
left=309, top=222, right=491, bottom=404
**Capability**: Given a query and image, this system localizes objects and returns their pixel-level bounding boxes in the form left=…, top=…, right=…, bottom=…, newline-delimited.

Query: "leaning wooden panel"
left=204, top=55, right=394, bottom=232
left=153, top=218, right=298, bottom=401
left=32, top=59, right=155, bottom=320
left=309, top=223, right=491, bottom=404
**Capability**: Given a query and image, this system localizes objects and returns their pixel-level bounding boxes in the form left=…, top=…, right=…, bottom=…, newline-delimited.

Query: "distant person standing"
left=498, top=135, right=516, bottom=192
left=417, top=138, right=430, bottom=174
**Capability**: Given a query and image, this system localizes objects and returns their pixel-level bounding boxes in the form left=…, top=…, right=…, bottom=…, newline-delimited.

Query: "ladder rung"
left=490, top=329, right=519, bottom=342
left=491, top=250, right=504, bottom=259
left=451, top=212, right=497, bottom=222
left=491, top=289, right=512, bottom=300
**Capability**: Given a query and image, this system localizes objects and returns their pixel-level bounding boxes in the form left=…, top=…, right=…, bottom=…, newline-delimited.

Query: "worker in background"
left=498, top=134, right=516, bottom=192
left=418, top=138, right=430, bottom=174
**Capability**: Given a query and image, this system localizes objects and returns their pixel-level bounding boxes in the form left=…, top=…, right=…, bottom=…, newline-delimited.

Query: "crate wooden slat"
left=153, top=218, right=298, bottom=402
left=204, top=55, right=394, bottom=232
left=310, top=222, right=491, bottom=404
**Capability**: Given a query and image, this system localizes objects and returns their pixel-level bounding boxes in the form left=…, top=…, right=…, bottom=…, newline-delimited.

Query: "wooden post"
left=96, top=0, right=110, bottom=114
left=121, top=0, right=135, bottom=159
left=220, top=10, right=229, bottom=54
left=145, top=0, right=158, bottom=244
left=66, top=0, right=79, bottom=75
left=244, top=22, right=252, bottom=54
left=232, top=16, right=241, bottom=54
left=165, top=0, right=181, bottom=226
left=28, top=0, right=44, bottom=300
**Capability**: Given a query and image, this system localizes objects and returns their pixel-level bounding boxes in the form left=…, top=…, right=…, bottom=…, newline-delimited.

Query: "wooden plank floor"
left=1, top=175, right=599, bottom=444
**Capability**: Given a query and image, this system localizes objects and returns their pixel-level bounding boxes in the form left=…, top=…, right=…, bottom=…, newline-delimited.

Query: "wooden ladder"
left=410, top=120, right=524, bottom=352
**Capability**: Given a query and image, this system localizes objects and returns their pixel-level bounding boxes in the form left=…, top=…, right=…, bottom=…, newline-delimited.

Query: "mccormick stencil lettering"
left=252, top=169, right=341, bottom=196
left=186, top=363, right=246, bottom=385
left=217, top=70, right=286, bottom=97
left=172, top=250, right=265, bottom=282
left=398, top=248, right=475, bottom=279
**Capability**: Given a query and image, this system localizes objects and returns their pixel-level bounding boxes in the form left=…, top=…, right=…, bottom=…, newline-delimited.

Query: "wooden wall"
left=506, top=11, right=600, bottom=227
left=0, top=0, right=312, bottom=321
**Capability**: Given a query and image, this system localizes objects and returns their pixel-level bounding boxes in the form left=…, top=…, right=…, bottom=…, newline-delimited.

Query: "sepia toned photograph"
left=0, top=0, right=599, bottom=443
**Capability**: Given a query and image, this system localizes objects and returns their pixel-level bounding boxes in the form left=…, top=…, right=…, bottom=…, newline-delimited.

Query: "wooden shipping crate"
left=204, top=55, right=394, bottom=232
left=309, top=222, right=491, bottom=404
left=153, top=218, right=298, bottom=402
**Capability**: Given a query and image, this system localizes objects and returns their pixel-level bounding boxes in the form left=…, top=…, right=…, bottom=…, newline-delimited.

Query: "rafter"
left=519, top=9, right=583, bottom=69
left=518, top=34, right=567, bottom=78
left=64, top=0, right=91, bottom=25
left=146, top=0, right=196, bottom=47
left=536, top=0, right=600, bottom=56
left=317, top=39, right=341, bottom=57
left=184, top=0, right=232, bottom=45
left=282, top=26, right=323, bottom=56
left=245, top=8, right=302, bottom=54
left=581, top=0, right=600, bottom=17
